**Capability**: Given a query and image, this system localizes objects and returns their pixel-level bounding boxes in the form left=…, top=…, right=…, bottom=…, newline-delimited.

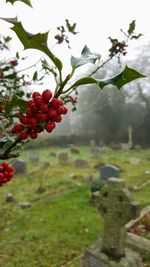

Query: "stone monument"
left=82, top=178, right=142, bottom=267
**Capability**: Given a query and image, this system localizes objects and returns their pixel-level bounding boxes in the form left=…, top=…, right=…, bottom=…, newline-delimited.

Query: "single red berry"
left=51, top=98, right=60, bottom=109
left=54, top=114, right=62, bottom=122
left=0, top=167, right=3, bottom=172
left=37, top=113, right=47, bottom=122
left=2, top=162, right=9, bottom=169
left=42, top=89, right=52, bottom=102
left=29, top=131, right=38, bottom=139
left=20, top=115, right=30, bottom=125
left=14, top=124, right=24, bottom=133
left=61, top=106, right=68, bottom=114
left=45, top=122, right=56, bottom=132
left=10, top=59, right=18, bottom=66
left=48, top=109, right=57, bottom=119
left=28, top=100, right=35, bottom=108
left=32, top=92, right=41, bottom=99
left=19, top=132, right=29, bottom=140
left=40, top=104, right=49, bottom=113
left=26, top=109, right=33, bottom=118
left=34, top=96, right=45, bottom=107
left=57, top=106, right=65, bottom=114
left=0, top=173, right=4, bottom=179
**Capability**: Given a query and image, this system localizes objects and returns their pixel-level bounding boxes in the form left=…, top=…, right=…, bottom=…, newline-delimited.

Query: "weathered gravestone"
left=100, top=164, right=120, bottom=181
left=58, top=153, right=69, bottom=165
left=12, top=160, right=27, bottom=174
left=74, top=159, right=88, bottom=168
left=70, top=147, right=80, bottom=154
left=81, top=178, right=142, bottom=267
left=90, top=148, right=101, bottom=159
left=29, top=151, right=39, bottom=162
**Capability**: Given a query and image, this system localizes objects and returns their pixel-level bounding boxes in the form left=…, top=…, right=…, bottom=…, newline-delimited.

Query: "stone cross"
left=97, top=178, right=140, bottom=259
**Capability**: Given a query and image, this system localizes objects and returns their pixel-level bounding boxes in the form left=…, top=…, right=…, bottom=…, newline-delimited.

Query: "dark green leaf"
left=71, top=45, right=101, bottom=68
left=33, top=71, right=38, bottom=81
left=128, top=20, right=136, bottom=35
left=16, top=51, right=19, bottom=59
left=70, top=65, right=146, bottom=90
left=0, top=18, right=62, bottom=71
left=6, top=0, right=32, bottom=8
left=131, top=33, right=143, bottom=40
left=5, top=94, right=28, bottom=116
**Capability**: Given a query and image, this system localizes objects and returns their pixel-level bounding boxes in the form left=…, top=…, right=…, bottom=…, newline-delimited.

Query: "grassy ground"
left=0, top=145, right=150, bottom=266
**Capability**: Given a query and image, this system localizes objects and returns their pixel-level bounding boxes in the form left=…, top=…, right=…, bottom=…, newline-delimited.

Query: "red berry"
left=26, top=109, right=33, bottom=118
left=19, top=132, right=29, bottom=140
left=48, top=109, right=57, bottom=119
left=20, top=115, right=29, bottom=125
left=34, top=96, right=45, bottom=107
left=0, top=173, right=4, bottom=179
left=40, top=104, right=49, bottom=113
left=29, top=131, right=38, bottom=139
left=61, top=106, right=68, bottom=114
left=28, top=100, right=35, bottom=108
left=14, top=124, right=24, bottom=133
left=45, top=122, right=56, bottom=132
left=36, top=113, right=47, bottom=122
left=42, top=89, right=52, bottom=102
left=51, top=98, right=60, bottom=109
left=32, top=92, right=41, bottom=98
left=2, top=162, right=9, bottom=169
left=10, top=59, right=18, bottom=66
left=54, top=114, right=62, bottom=122
left=57, top=106, right=65, bottom=114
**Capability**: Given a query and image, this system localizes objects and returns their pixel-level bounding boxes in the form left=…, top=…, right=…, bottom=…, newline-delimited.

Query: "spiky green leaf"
left=5, top=94, right=28, bottom=116
left=70, top=65, right=146, bottom=90
left=128, top=20, right=136, bottom=35
left=6, top=0, right=32, bottom=8
left=0, top=17, right=62, bottom=71
left=71, top=45, right=101, bottom=68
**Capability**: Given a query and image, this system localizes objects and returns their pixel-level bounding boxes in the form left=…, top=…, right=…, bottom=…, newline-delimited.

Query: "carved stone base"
left=81, top=240, right=142, bottom=267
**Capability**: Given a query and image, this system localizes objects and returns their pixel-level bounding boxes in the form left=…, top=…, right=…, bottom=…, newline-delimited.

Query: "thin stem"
left=17, top=56, right=44, bottom=74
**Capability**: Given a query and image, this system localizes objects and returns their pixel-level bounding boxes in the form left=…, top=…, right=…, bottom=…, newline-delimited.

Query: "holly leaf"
left=6, top=0, right=32, bottom=8
left=5, top=94, right=28, bottom=116
left=70, top=65, right=146, bottom=90
left=71, top=45, right=101, bottom=68
left=0, top=17, right=62, bottom=71
left=128, top=20, right=136, bottom=35
left=131, top=34, right=143, bottom=40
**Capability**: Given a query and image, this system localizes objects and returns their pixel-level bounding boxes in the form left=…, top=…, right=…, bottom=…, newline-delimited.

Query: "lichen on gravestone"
left=96, top=178, right=140, bottom=259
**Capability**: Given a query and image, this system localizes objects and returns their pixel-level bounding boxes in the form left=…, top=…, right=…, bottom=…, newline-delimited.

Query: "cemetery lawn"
left=0, top=145, right=150, bottom=267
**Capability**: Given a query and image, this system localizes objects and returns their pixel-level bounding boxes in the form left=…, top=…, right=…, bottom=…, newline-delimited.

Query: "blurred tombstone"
left=74, top=159, right=88, bottom=168
left=90, top=148, right=101, bottom=159
left=49, top=152, right=57, bottom=157
left=19, top=201, right=31, bottom=208
left=129, top=157, right=141, bottom=165
left=90, top=139, right=96, bottom=147
left=12, top=160, right=27, bottom=174
left=58, top=153, right=69, bottom=165
left=6, top=192, right=14, bottom=203
left=29, top=151, right=39, bottom=162
left=70, top=147, right=80, bottom=154
left=100, top=164, right=120, bottom=181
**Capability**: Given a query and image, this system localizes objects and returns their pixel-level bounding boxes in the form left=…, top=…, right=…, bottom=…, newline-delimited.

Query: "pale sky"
left=0, top=0, right=150, bottom=90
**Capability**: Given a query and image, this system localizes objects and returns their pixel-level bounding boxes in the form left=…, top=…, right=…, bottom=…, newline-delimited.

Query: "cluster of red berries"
left=11, top=89, right=68, bottom=140
left=109, top=38, right=127, bottom=57
left=0, top=162, right=15, bottom=186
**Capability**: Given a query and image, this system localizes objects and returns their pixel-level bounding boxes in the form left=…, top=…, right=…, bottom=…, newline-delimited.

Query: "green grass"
left=0, top=145, right=150, bottom=266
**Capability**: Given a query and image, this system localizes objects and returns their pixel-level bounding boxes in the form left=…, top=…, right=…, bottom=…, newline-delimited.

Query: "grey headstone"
left=58, top=153, right=69, bottom=165
left=12, top=160, right=27, bottom=174
left=90, top=148, right=101, bottom=159
left=74, top=159, right=88, bottom=168
left=6, top=193, right=14, bottom=203
left=70, top=147, right=80, bottom=154
left=100, top=164, right=120, bottom=180
left=19, top=201, right=31, bottom=208
left=29, top=151, right=39, bottom=162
